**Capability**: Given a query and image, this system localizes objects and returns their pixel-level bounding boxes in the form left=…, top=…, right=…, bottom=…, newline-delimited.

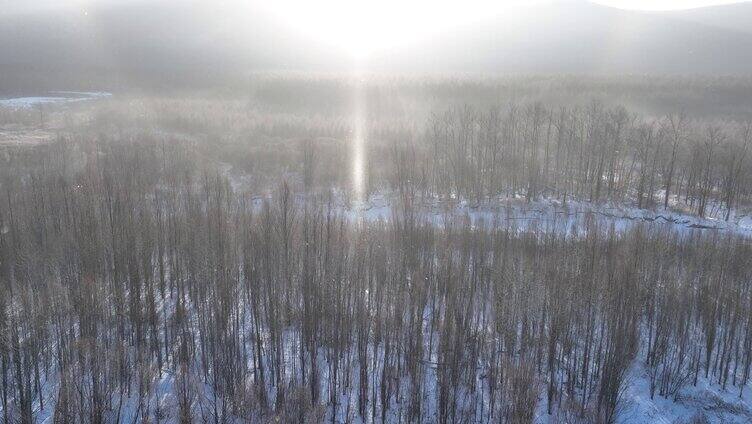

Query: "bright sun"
left=252, top=0, right=743, bottom=59
left=256, top=0, right=536, bottom=59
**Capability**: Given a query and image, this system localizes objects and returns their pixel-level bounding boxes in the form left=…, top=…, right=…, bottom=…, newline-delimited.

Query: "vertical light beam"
left=352, top=71, right=366, bottom=206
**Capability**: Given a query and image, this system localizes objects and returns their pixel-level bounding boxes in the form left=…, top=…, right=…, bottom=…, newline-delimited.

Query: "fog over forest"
left=2, top=1, right=752, bottom=423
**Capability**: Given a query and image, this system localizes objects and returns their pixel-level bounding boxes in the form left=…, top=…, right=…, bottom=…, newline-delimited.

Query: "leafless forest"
left=1, top=77, right=752, bottom=423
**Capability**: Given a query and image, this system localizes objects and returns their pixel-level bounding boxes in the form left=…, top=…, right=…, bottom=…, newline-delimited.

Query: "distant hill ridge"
left=1, top=0, right=751, bottom=88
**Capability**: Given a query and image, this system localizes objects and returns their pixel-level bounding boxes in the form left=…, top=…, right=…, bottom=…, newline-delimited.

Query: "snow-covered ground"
left=617, top=361, right=752, bottom=424
left=256, top=191, right=752, bottom=238
left=221, top=156, right=750, bottom=237
left=0, top=91, right=111, bottom=109
left=532, top=358, right=752, bottom=424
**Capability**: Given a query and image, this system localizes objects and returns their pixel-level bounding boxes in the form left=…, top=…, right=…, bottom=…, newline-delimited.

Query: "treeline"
left=249, top=75, right=752, bottom=119
left=1, top=136, right=751, bottom=423
left=86, top=94, right=752, bottom=220
left=410, top=103, right=751, bottom=219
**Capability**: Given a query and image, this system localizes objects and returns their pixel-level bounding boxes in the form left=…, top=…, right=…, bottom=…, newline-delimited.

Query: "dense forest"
left=1, top=77, right=752, bottom=423
left=34, top=77, right=747, bottom=219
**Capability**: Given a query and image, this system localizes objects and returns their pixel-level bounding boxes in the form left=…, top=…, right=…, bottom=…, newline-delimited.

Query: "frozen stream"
left=0, top=91, right=111, bottom=109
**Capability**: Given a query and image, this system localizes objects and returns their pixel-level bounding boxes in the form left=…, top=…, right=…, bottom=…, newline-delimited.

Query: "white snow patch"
left=0, top=91, right=112, bottom=109
left=339, top=193, right=752, bottom=238
left=618, top=361, right=752, bottom=424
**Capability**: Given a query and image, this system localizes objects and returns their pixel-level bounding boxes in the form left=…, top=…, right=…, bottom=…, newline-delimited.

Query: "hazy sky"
left=2, top=0, right=752, bottom=75
left=1, top=0, right=748, bottom=15
left=593, top=0, right=747, bottom=10
left=258, top=0, right=750, bottom=56
left=3, top=0, right=748, bottom=58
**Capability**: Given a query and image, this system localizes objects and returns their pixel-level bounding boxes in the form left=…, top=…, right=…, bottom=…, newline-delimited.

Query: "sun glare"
left=591, top=0, right=745, bottom=10
left=254, top=0, right=747, bottom=58
left=256, top=0, right=539, bottom=59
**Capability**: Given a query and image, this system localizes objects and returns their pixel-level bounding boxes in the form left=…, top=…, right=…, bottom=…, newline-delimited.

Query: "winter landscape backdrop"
left=3, top=1, right=752, bottom=423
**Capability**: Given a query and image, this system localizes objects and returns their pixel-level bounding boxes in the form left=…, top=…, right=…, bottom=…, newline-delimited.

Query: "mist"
left=3, top=0, right=752, bottom=92
left=2, top=1, right=752, bottom=423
